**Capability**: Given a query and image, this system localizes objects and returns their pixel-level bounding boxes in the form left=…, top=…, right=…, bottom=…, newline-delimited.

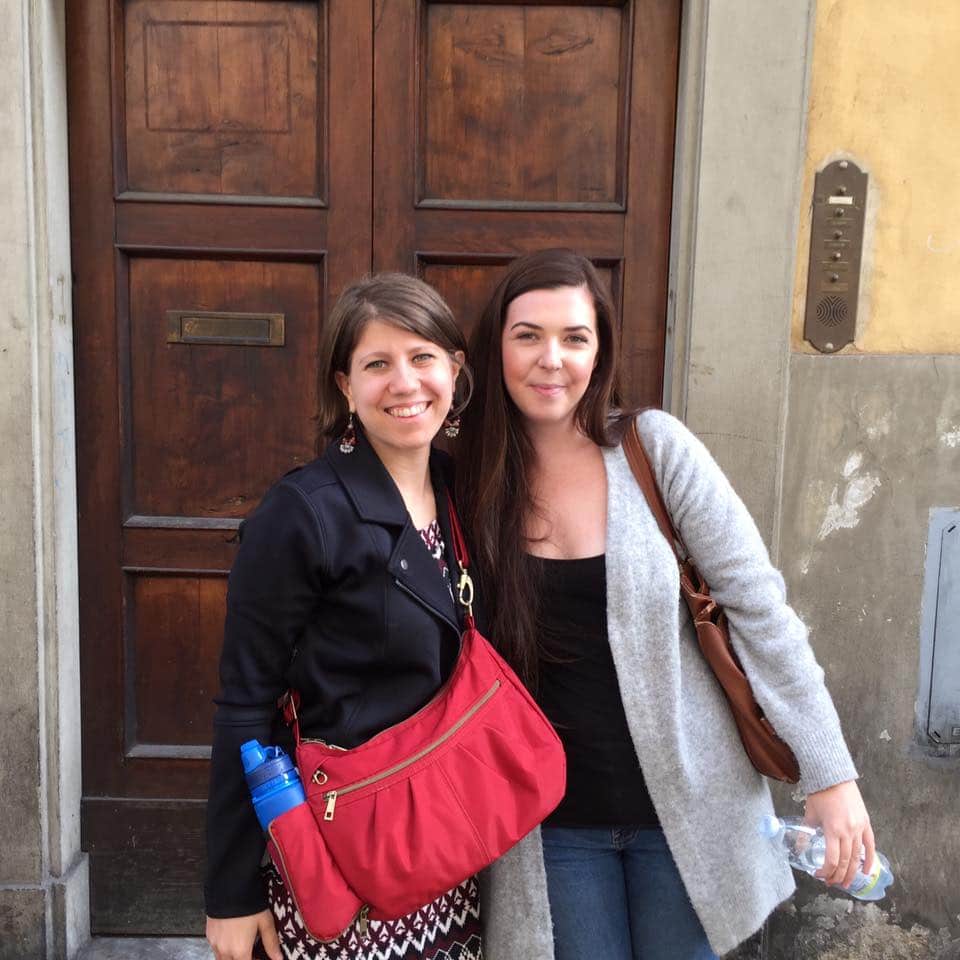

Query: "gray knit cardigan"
left=480, top=410, right=858, bottom=958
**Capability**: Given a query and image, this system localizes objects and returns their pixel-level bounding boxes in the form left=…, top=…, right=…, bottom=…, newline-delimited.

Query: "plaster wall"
left=763, top=0, right=960, bottom=952
left=780, top=356, right=960, bottom=929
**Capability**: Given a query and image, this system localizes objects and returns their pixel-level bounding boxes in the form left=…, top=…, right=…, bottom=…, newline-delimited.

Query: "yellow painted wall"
left=792, top=0, right=960, bottom=353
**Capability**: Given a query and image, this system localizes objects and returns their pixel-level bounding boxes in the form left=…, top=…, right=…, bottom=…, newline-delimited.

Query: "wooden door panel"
left=70, top=0, right=371, bottom=932
left=418, top=261, right=504, bottom=342
left=116, top=203, right=331, bottom=249
left=376, top=0, right=679, bottom=410
left=620, top=0, right=679, bottom=405
left=422, top=3, right=627, bottom=206
left=83, top=799, right=207, bottom=935
left=123, top=0, right=325, bottom=199
left=422, top=258, right=619, bottom=344
left=126, top=256, right=322, bottom=520
left=121, top=526, right=242, bottom=568
left=412, top=210, right=627, bottom=253
left=127, top=574, right=226, bottom=750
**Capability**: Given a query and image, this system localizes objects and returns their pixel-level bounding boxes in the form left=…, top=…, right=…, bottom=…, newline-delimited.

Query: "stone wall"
left=0, top=2, right=88, bottom=958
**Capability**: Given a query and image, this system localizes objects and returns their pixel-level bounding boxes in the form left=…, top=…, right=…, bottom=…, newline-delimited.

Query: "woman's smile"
left=385, top=401, right=432, bottom=419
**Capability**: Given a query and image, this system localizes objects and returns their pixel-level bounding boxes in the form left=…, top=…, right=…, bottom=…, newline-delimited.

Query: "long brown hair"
left=317, top=273, right=473, bottom=439
left=456, top=249, right=628, bottom=686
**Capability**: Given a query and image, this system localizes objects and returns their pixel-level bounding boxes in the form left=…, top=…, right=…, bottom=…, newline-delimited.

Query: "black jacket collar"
left=326, top=429, right=409, bottom=525
left=326, top=430, right=462, bottom=634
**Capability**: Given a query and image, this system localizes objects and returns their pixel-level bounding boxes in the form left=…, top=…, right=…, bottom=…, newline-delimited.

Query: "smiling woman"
left=204, top=274, right=483, bottom=960
left=456, top=249, right=872, bottom=960
left=335, top=320, right=463, bottom=473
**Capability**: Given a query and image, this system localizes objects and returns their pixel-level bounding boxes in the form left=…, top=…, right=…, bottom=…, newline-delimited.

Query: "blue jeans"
left=541, top=826, right=717, bottom=960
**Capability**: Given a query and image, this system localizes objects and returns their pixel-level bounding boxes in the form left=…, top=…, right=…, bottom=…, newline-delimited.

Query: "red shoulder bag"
left=266, top=496, right=566, bottom=942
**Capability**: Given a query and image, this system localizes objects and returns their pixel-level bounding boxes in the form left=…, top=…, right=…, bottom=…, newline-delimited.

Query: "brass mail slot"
left=166, top=310, right=285, bottom=346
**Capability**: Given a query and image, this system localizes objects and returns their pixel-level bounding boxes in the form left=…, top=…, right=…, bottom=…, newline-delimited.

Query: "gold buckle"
left=457, top=569, right=474, bottom=619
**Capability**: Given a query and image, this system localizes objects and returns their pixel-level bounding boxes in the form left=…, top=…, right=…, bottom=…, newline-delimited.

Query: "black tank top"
left=532, top=554, right=660, bottom=828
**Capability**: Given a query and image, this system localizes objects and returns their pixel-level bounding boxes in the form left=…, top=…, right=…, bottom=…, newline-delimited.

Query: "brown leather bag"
left=623, top=420, right=801, bottom=784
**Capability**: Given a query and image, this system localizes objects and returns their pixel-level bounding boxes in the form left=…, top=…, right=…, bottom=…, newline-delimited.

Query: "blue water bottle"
left=241, top=739, right=306, bottom=830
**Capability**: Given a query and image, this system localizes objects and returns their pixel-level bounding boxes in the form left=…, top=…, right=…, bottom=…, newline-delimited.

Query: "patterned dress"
left=255, top=520, right=483, bottom=960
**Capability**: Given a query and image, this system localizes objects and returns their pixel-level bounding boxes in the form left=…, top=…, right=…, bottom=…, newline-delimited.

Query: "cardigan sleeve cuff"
left=790, top=726, right=860, bottom=795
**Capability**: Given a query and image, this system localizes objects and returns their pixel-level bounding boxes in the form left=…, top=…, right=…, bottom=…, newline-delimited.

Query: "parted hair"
left=317, top=273, right=472, bottom=438
left=456, top=249, right=630, bottom=686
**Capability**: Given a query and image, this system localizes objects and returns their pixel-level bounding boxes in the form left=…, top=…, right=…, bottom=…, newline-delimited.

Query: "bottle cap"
left=758, top=814, right=782, bottom=839
left=240, top=740, right=266, bottom=774
left=243, top=745, right=298, bottom=790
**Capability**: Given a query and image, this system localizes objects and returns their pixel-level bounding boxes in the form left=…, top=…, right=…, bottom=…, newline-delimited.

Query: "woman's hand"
left=206, top=910, right=282, bottom=960
left=803, top=779, right=875, bottom=889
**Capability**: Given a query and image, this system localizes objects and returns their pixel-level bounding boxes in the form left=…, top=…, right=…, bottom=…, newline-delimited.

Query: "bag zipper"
left=322, top=679, right=500, bottom=821
left=301, top=737, right=348, bottom=750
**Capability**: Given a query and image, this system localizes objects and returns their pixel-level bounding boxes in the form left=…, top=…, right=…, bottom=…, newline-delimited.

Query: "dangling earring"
left=443, top=411, right=461, bottom=439
left=339, top=412, right=357, bottom=453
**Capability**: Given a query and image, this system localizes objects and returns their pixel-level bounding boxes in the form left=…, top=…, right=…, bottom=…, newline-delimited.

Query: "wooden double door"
left=67, top=0, right=680, bottom=934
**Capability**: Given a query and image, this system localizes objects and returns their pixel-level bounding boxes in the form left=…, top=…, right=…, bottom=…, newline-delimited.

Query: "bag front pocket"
left=444, top=679, right=566, bottom=853
left=320, top=753, right=489, bottom=920
left=266, top=801, right=365, bottom=943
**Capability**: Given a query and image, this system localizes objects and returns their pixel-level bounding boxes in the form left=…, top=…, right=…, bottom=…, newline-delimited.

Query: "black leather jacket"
left=204, top=432, right=464, bottom=917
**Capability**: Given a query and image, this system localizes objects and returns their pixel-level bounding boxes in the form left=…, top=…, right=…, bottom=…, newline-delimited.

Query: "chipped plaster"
left=816, top=453, right=882, bottom=540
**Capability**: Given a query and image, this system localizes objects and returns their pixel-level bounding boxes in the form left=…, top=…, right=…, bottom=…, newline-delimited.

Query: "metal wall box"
left=803, top=159, right=868, bottom=353
left=918, top=509, right=960, bottom=747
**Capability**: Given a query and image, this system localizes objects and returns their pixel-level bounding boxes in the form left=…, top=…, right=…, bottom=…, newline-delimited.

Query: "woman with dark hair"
left=457, top=248, right=873, bottom=960
left=204, top=274, right=482, bottom=960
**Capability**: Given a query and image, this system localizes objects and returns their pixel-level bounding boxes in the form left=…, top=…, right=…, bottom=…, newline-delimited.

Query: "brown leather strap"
left=621, top=420, right=687, bottom=562
left=621, top=417, right=801, bottom=784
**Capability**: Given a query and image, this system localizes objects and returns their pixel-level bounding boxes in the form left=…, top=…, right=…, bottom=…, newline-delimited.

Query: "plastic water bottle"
left=241, top=739, right=306, bottom=831
left=759, top=815, right=893, bottom=901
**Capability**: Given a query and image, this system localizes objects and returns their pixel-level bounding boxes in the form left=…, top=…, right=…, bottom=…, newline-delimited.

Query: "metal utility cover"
left=921, top=511, right=960, bottom=744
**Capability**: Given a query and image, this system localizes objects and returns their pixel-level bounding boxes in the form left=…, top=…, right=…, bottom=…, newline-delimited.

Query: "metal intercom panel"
left=803, top=159, right=868, bottom=353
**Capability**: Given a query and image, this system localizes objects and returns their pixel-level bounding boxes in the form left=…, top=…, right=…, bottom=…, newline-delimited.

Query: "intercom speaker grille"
left=815, top=295, right=847, bottom=328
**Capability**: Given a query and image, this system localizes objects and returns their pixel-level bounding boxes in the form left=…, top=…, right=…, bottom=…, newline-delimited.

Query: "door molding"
left=662, top=0, right=709, bottom=418
left=664, top=0, right=816, bottom=553
left=3, top=0, right=90, bottom=957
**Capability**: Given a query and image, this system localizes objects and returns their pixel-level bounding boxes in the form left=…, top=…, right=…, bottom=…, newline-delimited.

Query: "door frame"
left=24, top=0, right=817, bottom=951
